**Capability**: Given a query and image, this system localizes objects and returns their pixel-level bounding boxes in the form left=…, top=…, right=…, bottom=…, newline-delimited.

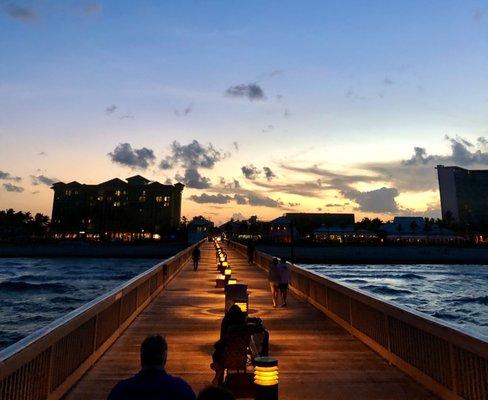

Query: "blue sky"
left=1, top=1, right=487, bottom=223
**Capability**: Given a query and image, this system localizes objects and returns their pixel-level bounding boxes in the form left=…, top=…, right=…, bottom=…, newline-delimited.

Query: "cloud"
left=232, top=141, right=239, bottom=151
left=0, top=171, right=21, bottom=182
left=241, top=164, right=260, bottom=180
left=288, top=202, right=300, bottom=207
left=119, top=114, right=135, bottom=120
left=3, top=4, right=38, bottom=23
left=283, top=108, right=292, bottom=118
left=261, top=125, right=274, bottom=133
left=189, top=193, right=232, bottom=204
left=31, top=175, right=57, bottom=186
left=234, top=194, right=248, bottom=205
left=38, top=151, right=47, bottom=156
left=247, top=193, right=283, bottom=207
left=220, top=177, right=240, bottom=189
left=473, top=8, right=483, bottom=22
left=160, top=140, right=227, bottom=170
left=3, top=183, right=24, bottom=192
left=105, top=105, right=117, bottom=114
left=259, top=70, right=284, bottom=79
left=231, top=212, right=246, bottom=221
left=263, top=167, right=276, bottom=181
left=174, top=104, right=193, bottom=116
left=341, top=187, right=399, bottom=213
left=108, top=143, right=156, bottom=169
left=383, top=78, right=394, bottom=85
left=225, top=83, right=265, bottom=101
left=175, top=168, right=211, bottom=189
left=81, top=3, right=102, bottom=16
left=32, top=190, right=40, bottom=194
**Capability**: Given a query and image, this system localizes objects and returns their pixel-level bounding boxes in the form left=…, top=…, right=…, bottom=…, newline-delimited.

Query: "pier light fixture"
left=227, top=279, right=237, bottom=285
left=215, top=274, right=227, bottom=288
left=235, top=302, right=247, bottom=313
left=254, top=357, right=278, bottom=400
left=224, top=268, right=232, bottom=276
left=225, top=284, right=249, bottom=314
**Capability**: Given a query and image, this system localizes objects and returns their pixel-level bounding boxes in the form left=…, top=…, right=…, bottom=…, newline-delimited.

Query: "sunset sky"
left=1, top=1, right=488, bottom=225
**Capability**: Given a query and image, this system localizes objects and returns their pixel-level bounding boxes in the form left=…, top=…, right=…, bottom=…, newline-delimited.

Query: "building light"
left=153, top=234, right=161, bottom=240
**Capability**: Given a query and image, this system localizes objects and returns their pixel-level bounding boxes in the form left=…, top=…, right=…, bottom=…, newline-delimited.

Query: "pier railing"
left=0, top=241, right=202, bottom=400
left=228, top=241, right=487, bottom=400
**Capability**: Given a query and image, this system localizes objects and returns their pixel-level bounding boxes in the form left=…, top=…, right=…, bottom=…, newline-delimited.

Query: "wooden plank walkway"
left=64, top=242, right=437, bottom=399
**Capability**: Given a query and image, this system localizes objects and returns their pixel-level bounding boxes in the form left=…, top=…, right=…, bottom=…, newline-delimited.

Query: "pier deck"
left=64, top=242, right=436, bottom=399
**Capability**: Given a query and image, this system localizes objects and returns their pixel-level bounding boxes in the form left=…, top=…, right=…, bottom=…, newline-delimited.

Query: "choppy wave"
left=0, top=258, right=159, bottom=350
left=304, top=263, right=488, bottom=337
left=0, top=281, right=74, bottom=293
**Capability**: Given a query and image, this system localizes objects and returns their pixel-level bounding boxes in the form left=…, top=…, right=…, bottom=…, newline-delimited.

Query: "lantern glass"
left=227, top=279, right=237, bottom=285
left=234, top=301, right=247, bottom=312
left=254, top=357, right=278, bottom=386
left=224, top=268, right=231, bottom=276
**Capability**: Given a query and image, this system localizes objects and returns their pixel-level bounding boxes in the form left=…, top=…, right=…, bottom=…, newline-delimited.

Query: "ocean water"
left=0, top=258, right=160, bottom=350
left=303, top=264, right=488, bottom=337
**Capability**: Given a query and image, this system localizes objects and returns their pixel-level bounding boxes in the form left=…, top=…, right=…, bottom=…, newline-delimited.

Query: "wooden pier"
left=64, top=241, right=434, bottom=399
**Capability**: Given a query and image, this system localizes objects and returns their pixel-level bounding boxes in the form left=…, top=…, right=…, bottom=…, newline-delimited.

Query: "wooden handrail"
left=0, top=240, right=204, bottom=400
left=227, top=240, right=487, bottom=400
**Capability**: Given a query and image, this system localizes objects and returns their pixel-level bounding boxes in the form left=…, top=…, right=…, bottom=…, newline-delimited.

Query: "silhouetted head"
left=197, top=385, right=235, bottom=400
left=272, top=257, right=279, bottom=266
left=140, top=335, right=168, bottom=368
left=280, top=257, right=287, bottom=264
left=226, top=304, right=246, bottom=325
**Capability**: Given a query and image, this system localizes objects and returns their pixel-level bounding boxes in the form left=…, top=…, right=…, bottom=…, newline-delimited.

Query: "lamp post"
left=254, top=357, right=278, bottom=400
left=289, top=219, right=294, bottom=263
left=225, top=284, right=249, bottom=314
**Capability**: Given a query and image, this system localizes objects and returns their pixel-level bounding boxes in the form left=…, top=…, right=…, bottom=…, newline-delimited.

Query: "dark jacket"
left=107, top=368, right=196, bottom=400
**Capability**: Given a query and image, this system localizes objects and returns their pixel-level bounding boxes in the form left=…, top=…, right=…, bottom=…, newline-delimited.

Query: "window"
left=65, top=190, right=72, bottom=196
left=113, top=202, right=121, bottom=207
left=97, top=196, right=103, bottom=201
left=163, top=196, right=170, bottom=207
left=156, top=196, right=163, bottom=203
left=115, top=190, right=122, bottom=196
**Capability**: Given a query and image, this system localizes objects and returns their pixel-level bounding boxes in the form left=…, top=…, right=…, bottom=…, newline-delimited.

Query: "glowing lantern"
left=224, top=268, right=232, bottom=276
left=227, top=279, right=237, bottom=285
left=254, top=357, right=278, bottom=400
left=235, top=302, right=247, bottom=313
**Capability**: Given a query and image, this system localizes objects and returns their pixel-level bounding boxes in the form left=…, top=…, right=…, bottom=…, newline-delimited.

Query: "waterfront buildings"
left=437, top=165, right=488, bottom=228
left=187, top=216, right=214, bottom=243
left=382, top=216, right=459, bottom=243
left=51, top=175, right=184, bottom=240
left=270, top=212, right=355, bottom=242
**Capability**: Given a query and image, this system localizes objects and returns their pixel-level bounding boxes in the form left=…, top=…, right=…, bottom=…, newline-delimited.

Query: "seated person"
left=107, top=335, right=196, bottom=400
left=197, top=385, right=235, bottom=400
left=211, top=306, right=268, bottom=385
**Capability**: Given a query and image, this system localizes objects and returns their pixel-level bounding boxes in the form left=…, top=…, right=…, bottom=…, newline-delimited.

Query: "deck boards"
left=64, top=242, right=437, bottom=399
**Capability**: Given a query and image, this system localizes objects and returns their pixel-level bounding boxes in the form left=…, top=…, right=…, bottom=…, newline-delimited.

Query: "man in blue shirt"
left=107, top=335, right=196, bottom=400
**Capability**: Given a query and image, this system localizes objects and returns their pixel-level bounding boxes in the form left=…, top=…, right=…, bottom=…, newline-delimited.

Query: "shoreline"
left=256, top=244, right=488, bottom=264
left=0, top=242, right=186, bottom=258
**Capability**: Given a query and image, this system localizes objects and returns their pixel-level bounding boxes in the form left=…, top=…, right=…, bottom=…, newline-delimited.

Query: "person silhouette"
left=107, top=335, right=195, bottom=400
left=192, top=246, right=201, bottom=271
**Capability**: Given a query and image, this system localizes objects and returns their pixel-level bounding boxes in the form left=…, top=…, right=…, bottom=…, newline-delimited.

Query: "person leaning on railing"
left=107, top=335, right=196, bottom=400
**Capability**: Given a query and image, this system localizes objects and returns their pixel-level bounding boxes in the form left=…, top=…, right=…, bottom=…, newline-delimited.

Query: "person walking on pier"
left=268, top=258, right=281, bottom=308
left=192, top=245, right=201, bottom=271
left=107, top=335, right=196, bottom=400
left=247, top=239, right=255, bottom=264
left=278, top=257, right=291, bottom=307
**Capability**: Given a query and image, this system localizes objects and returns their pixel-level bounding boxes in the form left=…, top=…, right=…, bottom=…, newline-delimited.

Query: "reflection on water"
left=0, top=258, right=159, bottom=350
left=304, top=263, right=488, bottom=337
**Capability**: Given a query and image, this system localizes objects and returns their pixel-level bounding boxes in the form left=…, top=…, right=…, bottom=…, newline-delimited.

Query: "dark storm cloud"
left=160, top=140, right=227, bottom=170
left=3, top=3, right=38, bottom=22
left=225, top=83, right=265, bottom=101
left=108, top=143, right=156, bottom=169
left=263, top=167, right=276, bottom=181
left=189, top=193, right=232, bottom=204
left=175, top=168, right=211, bottom=189
left=0, top=170, right=21, bottom=182
left=3, top=183, right=24, bottom=192
left=241, top=164, right=260, bottom=180
left=31, top=175, right=57, bottom=186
